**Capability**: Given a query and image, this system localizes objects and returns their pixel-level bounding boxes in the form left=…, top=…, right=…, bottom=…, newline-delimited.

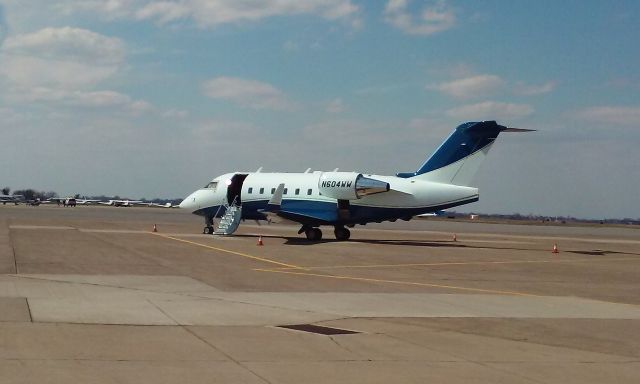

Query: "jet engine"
left=318, top=172, right=390, bottom=200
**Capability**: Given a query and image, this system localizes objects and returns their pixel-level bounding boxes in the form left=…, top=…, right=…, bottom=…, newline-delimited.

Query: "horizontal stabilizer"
left=503, top=128, right=536, bottom=132
left=398, top=121, right=534, bottom=187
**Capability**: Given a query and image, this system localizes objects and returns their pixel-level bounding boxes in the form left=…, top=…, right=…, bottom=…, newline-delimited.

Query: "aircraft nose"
left=179, top=192, right=197, bottom=210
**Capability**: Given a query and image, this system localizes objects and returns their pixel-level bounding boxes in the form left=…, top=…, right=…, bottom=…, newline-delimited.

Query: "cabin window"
left=295, top=188, right=300, bottom=195
left=204, top=181, right=218, bottom=191
left=271, top=188, right=275, bottom=194
left=284, top=188, right=288, bottom=195
left=248, top=187, right=253, bottom=194
left=259, top=188, right=264, bottom=194
left=307, top=189, right=312, bottom=195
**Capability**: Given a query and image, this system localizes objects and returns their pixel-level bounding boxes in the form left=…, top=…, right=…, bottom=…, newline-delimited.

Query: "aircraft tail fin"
left=397, top=121, right=533, bottom=186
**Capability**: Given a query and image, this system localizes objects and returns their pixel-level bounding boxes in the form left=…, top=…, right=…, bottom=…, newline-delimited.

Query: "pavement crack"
left=25, top=298, right=33, bottom=322
left=182, top=326, right=274, bottom=384
left=144, top=298, right=179, bottom=326
left=8, top=219, right=18, bottom=274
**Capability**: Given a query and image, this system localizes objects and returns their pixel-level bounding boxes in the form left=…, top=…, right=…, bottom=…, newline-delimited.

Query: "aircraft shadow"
left=233, top=234, right=640, bottom=255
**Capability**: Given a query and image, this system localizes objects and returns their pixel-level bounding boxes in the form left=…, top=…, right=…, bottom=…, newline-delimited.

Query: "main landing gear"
left=334, top=226, right=351, bottom=241
left=203, top=215, right=214, bottom=235
left=300, top=226, right=323, bottom=241
left=299, top=225, right=351, bottom=241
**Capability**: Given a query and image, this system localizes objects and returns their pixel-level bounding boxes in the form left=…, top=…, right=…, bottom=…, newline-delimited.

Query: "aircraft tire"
left=334, top=227, right=350, bottom=241
left=203, top=226, right=214, bottom=235
left=305, top=228, right=322, bottom=241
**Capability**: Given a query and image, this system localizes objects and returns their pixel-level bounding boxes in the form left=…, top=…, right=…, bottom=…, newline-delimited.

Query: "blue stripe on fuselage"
left=193, top=197, right=478, bottom=226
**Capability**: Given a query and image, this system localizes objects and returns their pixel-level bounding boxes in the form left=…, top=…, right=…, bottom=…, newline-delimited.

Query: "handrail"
left=213, top=204, right=223, bottom=220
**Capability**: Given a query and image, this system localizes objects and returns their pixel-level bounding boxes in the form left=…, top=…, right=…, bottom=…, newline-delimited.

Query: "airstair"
left=214, top=200, right=242, bottom=235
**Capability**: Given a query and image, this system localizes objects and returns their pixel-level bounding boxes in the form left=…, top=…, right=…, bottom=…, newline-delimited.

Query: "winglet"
left=265, top=183, right=285, bottom=211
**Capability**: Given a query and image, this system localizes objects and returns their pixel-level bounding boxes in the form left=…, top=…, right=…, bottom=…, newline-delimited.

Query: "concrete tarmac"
left=1, top=205, right=639, bottom=383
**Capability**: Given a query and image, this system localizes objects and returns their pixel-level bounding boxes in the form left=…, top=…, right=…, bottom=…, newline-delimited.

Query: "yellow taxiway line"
left=153, top=233, right=637, bottom=297
left=271, top=256, right=640, bottom=271
left=252, top=268, right=540, bottom=296
left=152, top=233, right=305, bottom=270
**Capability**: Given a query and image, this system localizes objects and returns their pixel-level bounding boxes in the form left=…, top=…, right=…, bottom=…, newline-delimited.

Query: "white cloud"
left=0, top=56, right=120, bottom=90
left=202, top=76, right=295, bottom=111
left=384, top=0, right=455, bottom=36
left=0, top=27, right=125, bottom=89
left=431, top=74, right=504, bottom=99
left=515, top=81, right=556, bottom=96
left=53, top=0, right=360, bottom=28
left=135, top=1, right=191, bottom=24
left=162, top=108, right=190, bottom=119
left=55, top=0, right=145, bottom=20
left=446, top=101, right=534, bottom=121
left=6, top=87, right=152, bottom=113
left=326, top=98, right=346, bottom=114
left=574, top=106, right=640, bottom=126
left=139, top=0, right=359, bottom=27
left=3, top=26, right=124, bottom=64
left=0, top=26, right=156, bottom=115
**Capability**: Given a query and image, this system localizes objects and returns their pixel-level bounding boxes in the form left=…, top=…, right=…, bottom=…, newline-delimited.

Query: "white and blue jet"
left=180, top=121, right=532, bottom=240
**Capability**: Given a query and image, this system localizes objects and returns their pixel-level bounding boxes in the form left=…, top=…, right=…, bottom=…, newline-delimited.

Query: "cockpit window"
left=204, top=181, right=218, bottom=191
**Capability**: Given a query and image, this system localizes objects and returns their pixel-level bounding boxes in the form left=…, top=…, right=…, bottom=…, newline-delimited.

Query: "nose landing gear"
left=203, top=215, right=214, bottom=235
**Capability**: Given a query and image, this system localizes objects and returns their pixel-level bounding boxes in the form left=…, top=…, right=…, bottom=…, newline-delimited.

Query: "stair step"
left=214, top=205, right=243, bottom=235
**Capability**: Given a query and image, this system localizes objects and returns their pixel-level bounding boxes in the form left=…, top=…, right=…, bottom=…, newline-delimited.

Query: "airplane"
left=1, top=194, right=24, bottom=205
left=416, top=210, right=446, bottom=218
left=48, top=197, right=101, bottom=206
left=179, top=121, right=532, bottom=240
left=148, top=202, right=178, bottom=208
left=26, top=198, right=48, bottom=206
left=98, top=199, right=144, bottom=207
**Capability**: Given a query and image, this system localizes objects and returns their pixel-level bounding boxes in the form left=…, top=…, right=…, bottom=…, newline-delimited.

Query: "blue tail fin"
left=397, top=121, right=510, bottom=186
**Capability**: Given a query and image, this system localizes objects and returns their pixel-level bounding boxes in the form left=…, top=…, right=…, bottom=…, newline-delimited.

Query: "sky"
left=0, top=0, right=639, bottom=219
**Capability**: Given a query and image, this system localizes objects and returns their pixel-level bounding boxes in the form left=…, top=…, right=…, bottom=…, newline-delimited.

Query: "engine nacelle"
left=318, top=172, right=390, bottom=200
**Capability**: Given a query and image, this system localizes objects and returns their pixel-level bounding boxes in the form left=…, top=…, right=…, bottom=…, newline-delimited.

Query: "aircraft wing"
left=258, top=185, right=337, bottom=224
left=257, top=184, right=285, bottom=222
left=76, top=199, right=101, bottom=205
left=149, top=203, right=174, bottom=208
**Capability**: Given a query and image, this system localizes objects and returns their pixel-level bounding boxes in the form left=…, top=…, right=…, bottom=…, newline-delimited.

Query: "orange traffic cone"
left=452, top=233, right=457, bottom=242
left=552, top=243, right=559, bottom=254
left=153, top=224, right=157, bottom=233
left=257, top=235, right=264, bottom=246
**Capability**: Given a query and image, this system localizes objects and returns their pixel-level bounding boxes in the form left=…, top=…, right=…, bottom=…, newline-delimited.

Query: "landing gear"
left=334, top=226, right=351, bottom=241
left=299, top=225, right=350, bottom=241
left=203, top=216, right=214, bottom=235
left=203, top=226, right=214, bottom=235
left=304, top=227, right=323, bottom=241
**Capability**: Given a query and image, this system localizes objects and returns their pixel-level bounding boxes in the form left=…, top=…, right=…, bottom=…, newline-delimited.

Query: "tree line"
left=2, top=187, right=59, bottom=201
